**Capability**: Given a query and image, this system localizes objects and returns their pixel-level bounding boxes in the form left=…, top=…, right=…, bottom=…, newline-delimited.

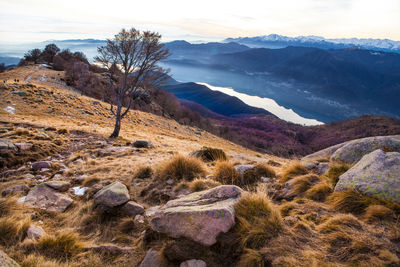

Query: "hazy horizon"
left=1, top=0, right=399, bottom=43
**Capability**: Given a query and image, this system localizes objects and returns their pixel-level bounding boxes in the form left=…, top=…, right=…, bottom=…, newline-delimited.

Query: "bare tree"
left=95, top=28, right=169, bottom=138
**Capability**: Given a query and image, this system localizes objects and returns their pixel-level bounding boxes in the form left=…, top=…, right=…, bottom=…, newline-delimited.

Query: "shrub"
left=214, top=161, right=240, bottom=185
left=188, top=178, right=221, bottom=192
left=305, top=182, right=333, bottom=201
left=280, top=162, right=308, bottom=183
left=135, top=166, right=153, bottom=179
left=242, top=164, right=276, bottom=186
left=235, top=192, right=283, bottom=249
left=193, top=147, right=227, bottom=162
left=325, top=164, right=351, bottom=186
left=157, top=155, right=205, bottom=181
left=35, top=232, right=84, bottom=260
left=317, top=214, right=362, bottom=234
left=364, top=205, right=394, bottom=222
left=57, top=129, right=69, bottom=134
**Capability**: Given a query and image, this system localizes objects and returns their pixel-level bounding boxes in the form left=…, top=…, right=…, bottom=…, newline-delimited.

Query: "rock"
left=85, top=245, right=132, bottom=255
left=25, top=184, right=73, bottom=212
left=261, top=177, right=270, bottom=183
left=335, top=149, right=400, bottom=202
left=305, top=161, right=319, bottom=170
left=315, top=163, right=330, bottom=175
left=26, top=225, right=46, bottom=240
left=31, top=161, right=52, bottom=171
left=0, top=249, right=20, bottom=267
left=140, top=249, right=167, bottom=267
left=120, top=201, right=144, bottom=216
left=14, top=143, right=32, bottom=151
left=35, top=133, right=50, bottom=140
left=135, top=214, right=145, bottom=223
left=133, top=140, right=150, bottom=148
left=267, top=160, right=281, bottom=167
left=11, top=90, right=28, bottom=96
left=93, top=182, right=130, bottom=209
left=0, top=169, right=17, bottom=178
left=24, top=173, right=35, bottom=180
left=331, top=135, right=400, bottom=163
left=2, top=184, right=29, bottom=196
left=145, top=206, right=160, bottom=217
left=205, top=175, right=215, bottom=180
left=180, top=259, right=207, bottom=267
left=150, top=185, right=242, bottom=246
left=302, top=142, right=347, bottom=161
left=234, top=164, right=254, bottom=174
left=166, top=179, right=174, bottom=185
left=44, top=181, right=70, bottom=192
left=0, top=138, right=16, bottom=150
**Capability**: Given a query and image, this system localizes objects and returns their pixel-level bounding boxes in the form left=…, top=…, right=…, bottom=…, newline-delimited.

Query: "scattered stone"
left=26, top=225, right=46, bottom=240
left=145, top=206, right=160, bottom=217
left=44, top=181, right=70, bottom=192
left=261, top=177, right=270, bottom=183
left=31, top=161, right=52, bottom=171
left=35, top=133, right=50, bottom=140
left=166, top=179, right=174, bottom=185
left=267, top=160, right=281, bottom=167
left=305, top=161, right=319, bottom=170
left=150, top=185, right=242, bottom=246
left=24, top=173, right=35, bottom=179
left=14, top=143, right=32, bottom=151
left=2, top=184, right=29, bottom=196
left=93, top=182, right=130, bottom=209
left=0, top=169, right=17, bottom=178
left=97, top=146, right=131, bottom=157
left=140, top=249, right=167, bottom=267
left=134, top=214, right=145, bottom=223
left=180, top=259, right=207, bottom=267
left=133, top=140, right=150, bottom=148
left=11, top=90, right=28, bottom=96
left=205, top=175, right=215, bottom=180
left=120, top=201, right=144, bottom=217
left=0, top=249, right=20, bottom=267
left=25, top=184, right=73, bottom=212
left=234, top=164, right=254, bottom=175
left=73, top=159, right=84, bottom=164
left=331, top=135, right=400, bottom=163
left=0, top=138, right=16, bottom=150
left=335, top=149, right=400, bottom=202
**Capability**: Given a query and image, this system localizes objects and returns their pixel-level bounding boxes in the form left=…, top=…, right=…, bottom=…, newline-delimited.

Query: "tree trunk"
left=110, top=99, right=122, bottom=138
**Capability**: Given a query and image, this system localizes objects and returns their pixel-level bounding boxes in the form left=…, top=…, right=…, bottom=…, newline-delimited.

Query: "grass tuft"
left=325, top=163, right=351, bottom=186
left=364, top=205, right=394, bottom=222
left=214, top=161, right=240, bottom=185
left=0, top=216, right=30, bottom=245
left=317, top=214, right=362, bottom=234
left=237, top=248, right=266, bottom=267
left=305, top=182, right=333, bottom=202
left=34, top=232, right=84, bottom=260
left=194, top=146, right=227, bottom=162
left=188, top=178, right=221, bottom=192
left=157, top=155, right=205, bottom=181
left=134, top=165, right=153, bottom=179
left=289, top=174, right=320, bottom=196
left=235, top=192, right=283, bottom=249
left=280, top=162, right=308, bottom=183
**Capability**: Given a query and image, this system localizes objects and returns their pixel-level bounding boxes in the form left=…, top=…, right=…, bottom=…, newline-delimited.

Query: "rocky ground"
left=1, top=66, right=400, bottom=266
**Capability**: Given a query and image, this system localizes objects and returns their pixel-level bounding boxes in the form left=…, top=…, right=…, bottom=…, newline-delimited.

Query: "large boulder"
left=93, top=182, right=130, bottom=209
left=302, top=142, right=347, bottom=161
left=0, top=249, right=20, bottom=267
left=120, top=201, right=144, bottom=217
left=330, top=135, right=400, bottom=163
left=335, top=149, right=400, bottom=203
left=150, top=185, right=242, bottom=246
left=24, top=184, right=73, bottom=212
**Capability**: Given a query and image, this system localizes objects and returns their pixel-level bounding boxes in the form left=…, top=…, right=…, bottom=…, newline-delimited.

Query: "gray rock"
left=25, top=184, right=73, bottom=212
left=0, top=138, right=16, bottom=150
left=26, top=225, right=46, bottom=240
left=234, top=164, right=254, bottom=174
left=44, top=181, right=70, bottom=192
left=0, top=249, right=20, bottom=267
left=94, top=182, right=130, bottom=209
left=145, top=206, right=160, bottom=217
left=97, top=146, right=131, bottom=157
left=180, top=259, right=207, bottom=267
left=14, top=143, right=32, bottom=151
left=120, top=201, right=144, bottom=216
left=302, top=142, right=347, bottom=161
left=315, top=163, right=330, bottom=175
left=135, top=214, right=145, bottom=223
left=150, top=185, right=242, bottom=246
left=2, top=184, right=29, bottom=196
left=140, top=249, right=166, bottom=267
left=335, top=149, right=400, bottom=202
left=133, top=140, right=150, bottom=148
left=31, top=161, right=52, bottom=171
left=305, top=161, right=318, bottom=170
left=331, top=135, right=400, bottom=163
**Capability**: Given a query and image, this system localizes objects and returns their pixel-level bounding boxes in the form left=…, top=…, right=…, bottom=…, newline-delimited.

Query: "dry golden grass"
left=364, top=205, right=394, bottom=222
left=0, top=216, right=30, bottom=245
left=0, top=197, right=19, bottom=217
left=187, top=178, right=221, bottom=192
left=235, top=191, right=283, bottom=249
left=280, top=162, right=308, bottom=183
left=289, top=174, right=320, bottom=196
left=194, top=146, right=228, bottom=162
left=317, top=214, right=362, bottom=234
left=213, top=161, right=240, bottom=185
left=325, top=163, right=351, bottom=186
left=305, top=181, right=333, bottom=202
left=157, top=155, right=205, bottom=181
left=134, top=165, right=153, bottom=179
left=237, top=248, right=265, bottom=267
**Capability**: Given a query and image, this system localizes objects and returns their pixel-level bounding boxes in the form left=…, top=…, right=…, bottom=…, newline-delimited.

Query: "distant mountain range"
left=225, top=34, right=400, bottom=53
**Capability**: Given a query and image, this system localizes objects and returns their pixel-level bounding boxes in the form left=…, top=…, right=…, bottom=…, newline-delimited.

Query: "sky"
left=0, top=0, right=399, bottom=43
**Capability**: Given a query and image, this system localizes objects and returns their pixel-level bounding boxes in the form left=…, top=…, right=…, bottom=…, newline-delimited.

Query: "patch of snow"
left=4, top=106, right=15, bottom=114
left=73, top=186, right=88, bottom=196
left=18, top=196, right=26, bottom=203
